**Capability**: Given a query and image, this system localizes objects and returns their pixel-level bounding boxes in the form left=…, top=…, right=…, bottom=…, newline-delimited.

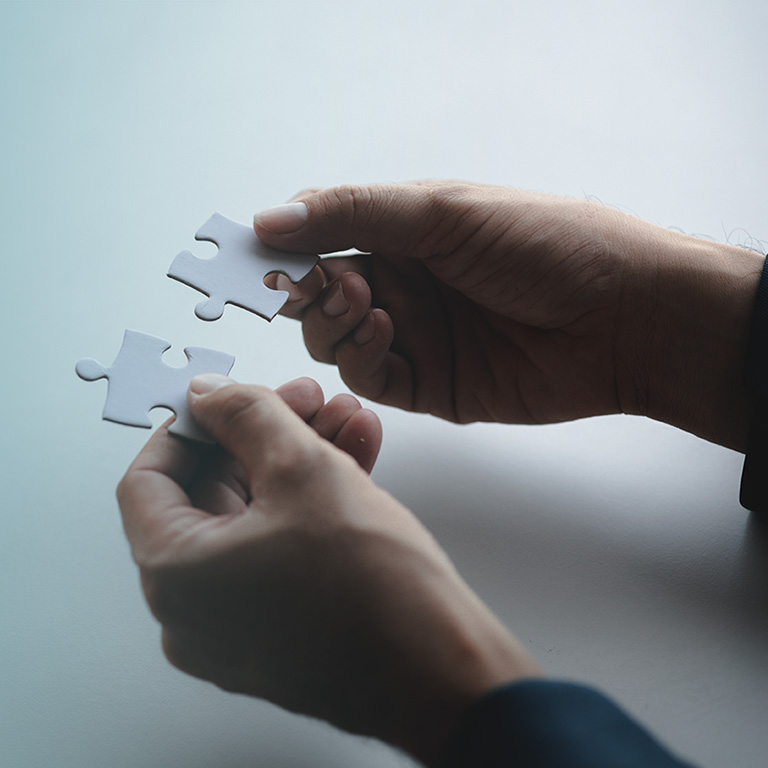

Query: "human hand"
left=254, top=182, right=763, bottom=450
left=117, top=376, right=539, bottom=765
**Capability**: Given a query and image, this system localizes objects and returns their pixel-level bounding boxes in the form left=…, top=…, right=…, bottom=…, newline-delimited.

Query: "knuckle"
left=421, top=182, right=498, bottom=254
left=257, top=436, right=337, bottom=507
left=302, top=319, right=339, bottom=365
left=308, top=345, right=334, bottom=365
left=212, top=384, right=275, bottom=431
left=139, top=564, right=190, bottom=625
left=115, top=472, right=131, bottom=508
left=262, top=437, right=323, bottom=491
left=422, top=180, right=478, bottom=213
left=328, top=184, right=377, bottom=230
left=340, top=368, right=386, bottom=403
left=140, top=569, right=174, bottom=623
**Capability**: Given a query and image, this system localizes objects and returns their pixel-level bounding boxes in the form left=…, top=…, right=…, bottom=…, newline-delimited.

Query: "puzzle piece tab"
left=168, top=213, right=318, bottom=321
left=76, top=330, right=235, bottom=442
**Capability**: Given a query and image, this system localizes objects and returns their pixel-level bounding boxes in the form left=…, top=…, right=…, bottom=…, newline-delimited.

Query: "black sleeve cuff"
left=441, top=680, right=696, bottom=768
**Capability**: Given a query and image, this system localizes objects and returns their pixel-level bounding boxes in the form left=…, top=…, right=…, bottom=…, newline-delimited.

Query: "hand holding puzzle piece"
left=168, top=212, right=318, bottom=321
left=78, top=214, right=316, bottom=440
left=76, top=330, right=235, bottom=442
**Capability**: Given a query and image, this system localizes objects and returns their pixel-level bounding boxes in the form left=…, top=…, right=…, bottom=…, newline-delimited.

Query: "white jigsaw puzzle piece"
left=76, top=330, right=235, bottom=442
left=168, top=213, right=319, bottom=321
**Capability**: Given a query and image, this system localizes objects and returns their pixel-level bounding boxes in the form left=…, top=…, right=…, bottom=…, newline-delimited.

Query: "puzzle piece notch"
left=76, top=330, right=235, bottom=442
left=168, top=213, right=319, bottom=322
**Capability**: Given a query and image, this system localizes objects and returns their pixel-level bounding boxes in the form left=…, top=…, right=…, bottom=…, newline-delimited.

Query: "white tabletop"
left=2, top=2, right=766, bottom=767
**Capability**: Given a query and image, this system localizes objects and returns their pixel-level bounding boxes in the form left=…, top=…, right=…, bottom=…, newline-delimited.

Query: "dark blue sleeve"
left=441, top=680, right=696, bottom=768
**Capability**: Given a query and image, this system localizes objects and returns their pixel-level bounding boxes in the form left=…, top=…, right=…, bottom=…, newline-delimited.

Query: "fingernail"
left=253, top=202, right=308, bottom=234
left=323, top=283, right=348, bottom=317
left=189, top=373, right=235, bottom=396
left=353, top=313, right=375, bottom=345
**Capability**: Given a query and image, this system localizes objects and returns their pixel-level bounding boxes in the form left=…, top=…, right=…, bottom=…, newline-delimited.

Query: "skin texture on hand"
left=255, top=181, right=764, bottom=451
left=117, top=377, right=540, bottom=766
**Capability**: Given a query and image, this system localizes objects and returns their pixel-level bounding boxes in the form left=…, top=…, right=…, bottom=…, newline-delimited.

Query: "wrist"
left=392, top=584, right=542, bottom=766
left=619, top=230, right=763, bottom=451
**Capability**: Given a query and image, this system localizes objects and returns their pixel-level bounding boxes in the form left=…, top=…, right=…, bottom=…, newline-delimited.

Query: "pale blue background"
left=1, top=1, right=767, bottom=767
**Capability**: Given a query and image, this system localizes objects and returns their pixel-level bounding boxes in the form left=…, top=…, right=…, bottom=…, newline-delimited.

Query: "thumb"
left=187, top=375, right=324, bottom=496
left=253, top=182, right=459, bottom=258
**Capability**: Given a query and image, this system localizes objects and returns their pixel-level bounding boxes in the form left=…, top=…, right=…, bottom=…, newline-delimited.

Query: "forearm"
left=391, top=594, right=542, bottom=767
left=615, top=224, right=763, bottom=451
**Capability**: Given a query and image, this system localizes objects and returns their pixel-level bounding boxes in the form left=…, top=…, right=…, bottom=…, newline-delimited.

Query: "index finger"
left=270, top=254, right=371, bottom=320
